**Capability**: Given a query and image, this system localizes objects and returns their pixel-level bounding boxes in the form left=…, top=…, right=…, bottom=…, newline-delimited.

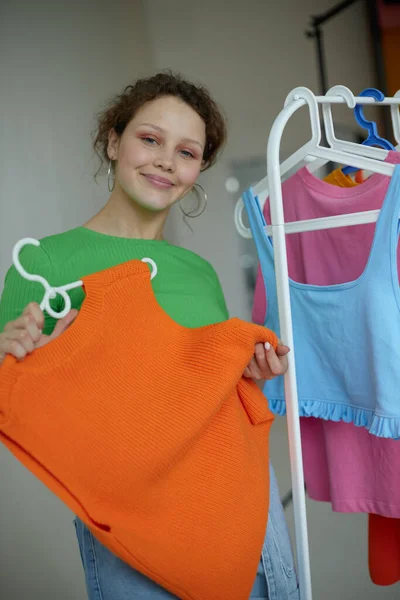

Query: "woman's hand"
left=0, top=302, right=78, bottom=365
left=243, top=340, right=290, bottom=380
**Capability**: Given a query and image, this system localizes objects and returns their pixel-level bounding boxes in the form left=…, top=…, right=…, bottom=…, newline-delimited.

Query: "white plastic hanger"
left=235, top=87, right=396, bottom=239
left=322, top=85, right=390, bottom=160
left=293, top=85, right=399, bottom=190
left=266, top=87, right=395, bottom=236
left=12, top=238, right=158, bottom=320
left=269, top=87, right=395, bottom=186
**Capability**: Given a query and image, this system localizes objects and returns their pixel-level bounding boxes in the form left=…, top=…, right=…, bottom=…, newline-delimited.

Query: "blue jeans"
left=73, top=465, right=298, bottom=600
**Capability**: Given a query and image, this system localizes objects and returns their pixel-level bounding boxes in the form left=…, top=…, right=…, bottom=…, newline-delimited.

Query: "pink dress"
left=252, top=152, right=400, bottom=517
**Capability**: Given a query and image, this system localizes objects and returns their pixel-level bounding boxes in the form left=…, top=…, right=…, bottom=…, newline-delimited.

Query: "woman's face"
left=108, top=95, right=206, bottom=212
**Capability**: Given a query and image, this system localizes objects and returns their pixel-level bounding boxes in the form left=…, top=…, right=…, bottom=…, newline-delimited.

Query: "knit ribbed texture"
left=0, top=260, right=277, bottom=600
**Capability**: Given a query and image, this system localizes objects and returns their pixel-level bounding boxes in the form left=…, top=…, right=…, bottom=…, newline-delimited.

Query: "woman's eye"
left=142, top=137, right=158, bottom=145
left=180, top=149, right=195, bottom=158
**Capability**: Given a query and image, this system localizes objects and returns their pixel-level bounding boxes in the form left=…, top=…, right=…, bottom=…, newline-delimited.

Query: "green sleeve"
left=216, top=283, right=229, bottom=319
left=210, top=267, right=229, bottom=320
left=0, top=243, right=56, bottom=335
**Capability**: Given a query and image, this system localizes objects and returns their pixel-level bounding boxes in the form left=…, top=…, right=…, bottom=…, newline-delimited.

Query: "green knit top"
left=0, top=227, right=229, bottom=335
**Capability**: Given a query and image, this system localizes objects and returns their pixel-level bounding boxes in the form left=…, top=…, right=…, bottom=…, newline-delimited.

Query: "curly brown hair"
left=93, top=71, right=227, bottom=174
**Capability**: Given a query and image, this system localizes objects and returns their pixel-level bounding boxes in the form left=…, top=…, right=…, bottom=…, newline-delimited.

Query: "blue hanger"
left=342, top=87, right=395, bottom=175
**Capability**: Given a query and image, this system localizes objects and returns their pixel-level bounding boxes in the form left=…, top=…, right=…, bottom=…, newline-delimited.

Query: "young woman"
left=0, top=72, right=299, bottom=599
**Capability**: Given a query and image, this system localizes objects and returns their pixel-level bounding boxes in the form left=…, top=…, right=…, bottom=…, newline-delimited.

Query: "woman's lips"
left=142, top=174, right=174, bottom=189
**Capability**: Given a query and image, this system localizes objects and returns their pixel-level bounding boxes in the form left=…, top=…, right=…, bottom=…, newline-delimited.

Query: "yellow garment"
left=324, top=168, right=358, bottom=188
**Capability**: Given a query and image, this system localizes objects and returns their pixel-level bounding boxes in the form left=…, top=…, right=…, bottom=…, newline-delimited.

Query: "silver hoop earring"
left=107, top=160, right=115, bottom=192
left=179, top=183, right=208, bottom=218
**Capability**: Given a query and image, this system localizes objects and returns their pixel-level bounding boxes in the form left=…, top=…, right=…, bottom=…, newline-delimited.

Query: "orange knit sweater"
left=0, top=260, right=277, bottom=600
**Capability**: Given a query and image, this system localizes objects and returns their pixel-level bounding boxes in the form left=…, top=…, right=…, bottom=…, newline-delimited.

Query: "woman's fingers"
left=244, top=356, right=262, bottom=379
left=1, top=330, right=34, bottom=359
left=245, top=340, right=291, bottom=381
left=23, top=302, right=45, bottom=331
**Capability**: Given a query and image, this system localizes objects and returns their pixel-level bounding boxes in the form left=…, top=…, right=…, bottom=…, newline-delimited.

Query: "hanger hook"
left=12, top=237, right=78, bottom=319
left=141, top=257, right=158, bottom=280
left=355, top=88, right=384, bottom=130
left=322, top=85, right=356, bottom=148
left=12, top=238, right=53, bottom=289
left=326, top=85, right=356, bottom=108
left=284, top=87, right=321, bottom=146
left=353, top=88, right=395, bottom=151
left=234, top=197, right=252, bottom=239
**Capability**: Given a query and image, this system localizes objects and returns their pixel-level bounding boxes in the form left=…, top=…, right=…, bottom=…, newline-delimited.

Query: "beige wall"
left=0, top=0, right=154, bottom=281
